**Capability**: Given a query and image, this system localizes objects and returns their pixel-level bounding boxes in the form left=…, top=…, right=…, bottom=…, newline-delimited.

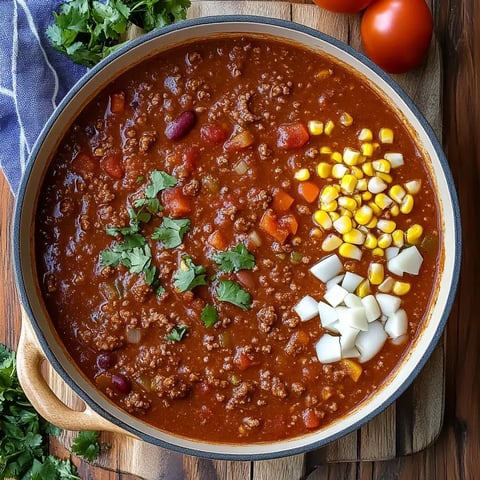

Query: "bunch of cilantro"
left=0, top=344, right=101, bottom=479
left=46, top=0, right=191, bottom=67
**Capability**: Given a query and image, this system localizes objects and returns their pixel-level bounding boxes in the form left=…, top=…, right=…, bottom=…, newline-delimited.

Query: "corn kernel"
left=375, top=193, right=393, bottom=210
left=356, top=279, right=371, bottom=298
left=316, top=162, right=332, bottom=178
left=368, top=201, right=382, bottom=217
left=320, top=146, right=333, bottom=155
left=333, top=215, right=353, bottom=235
left=322, top=233, right=343, bottom=252
left=321, top=200, right=338, bottom=212
left=392, top=229, right=405, bottom=248
left=389, top=184, right=406, bottom=203
left=372, top=247, right=385, bottom=257
left=362, top=162, right=374, bottom=177
left=353, top=194, right=363, bottom=207
left=366, top=216, right=378, bottom=229
left=361, top=142, right=374, bottom=157
left=331, top=163, right=349, bottom=178
left=376, top=172, right=393, bottom=184
left=310, top=227, right=323, bottom=239
left=343, top=228, right=366, bottom=245
left=406, top=224, right=424, bottom=244
left=329, top=211, right=340, bottom=222
left=400, top=194, right=414, bottom=214
left=314, top=210, right=333, bottom=230
left=320, top=185, right=340, bottom=204
left=356, top=178, right=368, bottom=191
left=368, top=262, right=385, bottom=285
left=379, top=128, right=394, bottom=144
left=362, top=191, right=373, bottom=201
left=338, top=207, right=353, bottom=218
left=378, top=276, right=395, bottom=293
left=294, top=168, right=310, bottom=181
left=340, top=112, right=353, bottom=127
left=324, top=120, right=335, bottom=135
left=384, top=152, right=404, bottom=168
left=343, top=147, right=361, bottom=166
left=368, top=176, right=388, bottom=194
left=308, top=120, right=324, bottom=135
left=393, top=281, right=411, bottom=296
left=354, top=205, right=373, bottom=225
left=377, top=219, right=397, bottom=234
left=340, top=174, right=358, bottom=194
left=372, top=159, right=391, bottom=173
left=330, top=151, right=343, bottom=163
left=358, top=128, right=373, bottom=142
left=377, top=233, right=392, bottom=249
left=349, top=166, right=363, bottom=180
left=405, top=179, right=422, bottom=195
left=339, top=242, right=362, bottom=260
left=340, top=358, right=363, bottom=382
left=338, top=196, right=357, bottom=211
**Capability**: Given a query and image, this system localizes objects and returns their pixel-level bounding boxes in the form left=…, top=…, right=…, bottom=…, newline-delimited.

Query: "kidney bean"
left=112, top=373, right=131, bottom=394
left=165, top=111, right=196, bottom=140
left=97, top=352, right=114, bottom=370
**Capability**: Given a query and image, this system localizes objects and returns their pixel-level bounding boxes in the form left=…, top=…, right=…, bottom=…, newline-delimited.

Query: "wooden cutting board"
left=44, top=1, right=444, bottom=478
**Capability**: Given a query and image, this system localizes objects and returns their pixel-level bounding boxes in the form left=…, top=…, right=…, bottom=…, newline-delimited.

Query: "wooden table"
left=1, top=0, right=478, bottom=478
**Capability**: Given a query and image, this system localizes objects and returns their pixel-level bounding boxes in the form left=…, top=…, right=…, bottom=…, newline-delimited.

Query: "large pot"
left=13, top=16, right=461, bottom=460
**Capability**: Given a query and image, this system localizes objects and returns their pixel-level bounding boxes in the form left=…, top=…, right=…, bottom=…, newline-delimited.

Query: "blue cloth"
left=0, top=1, right=86, bottom=194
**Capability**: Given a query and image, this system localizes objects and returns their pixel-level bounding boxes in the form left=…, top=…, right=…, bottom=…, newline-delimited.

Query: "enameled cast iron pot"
left=13, top=17, right=461, bottom=460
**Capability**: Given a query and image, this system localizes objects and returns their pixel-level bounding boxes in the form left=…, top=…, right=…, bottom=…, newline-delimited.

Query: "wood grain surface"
left=1, top=0, right=478, bottom=478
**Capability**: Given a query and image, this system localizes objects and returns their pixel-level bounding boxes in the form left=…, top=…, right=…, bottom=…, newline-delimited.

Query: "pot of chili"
left=13, top=17, right=461, bottom=460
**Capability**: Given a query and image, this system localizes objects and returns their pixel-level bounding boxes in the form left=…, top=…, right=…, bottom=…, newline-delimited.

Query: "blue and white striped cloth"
left=0, top=1, right=86, bottom=194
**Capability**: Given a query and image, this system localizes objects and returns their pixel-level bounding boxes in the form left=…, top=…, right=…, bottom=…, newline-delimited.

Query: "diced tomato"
left=234, top=350, right=260, bottom=371
left=277, top=123, right=309, bottom=150
left=74, top=152, right=96, bottom=176
left=272, top=188, right=295, bottom=212
left=224, top=130, right=254, bottom=152
left=302, top=408, right=321, bottom=429
left=110, top=92, right=125, bottom=113
left=200, top=123, right=228, bottom=144
left=101, top=154, right=124, bottom=179
left=183, top=146, right=199, bottom=175
left=278, top=213, right=299, bottom=235
left=298, top=181, right=320, bottom=203
left=208, top=230, right=228, bottom=250
left=162, top=186, right=192, bottom=218
left=259, top=210, right=289, bottom=244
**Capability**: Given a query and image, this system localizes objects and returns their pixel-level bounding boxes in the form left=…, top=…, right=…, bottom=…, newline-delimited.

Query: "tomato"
left=100, top=154, right=124, bottom=179
left=361, top=0, right=433, bottom=73
left=312, top=0, right=373, bottom=13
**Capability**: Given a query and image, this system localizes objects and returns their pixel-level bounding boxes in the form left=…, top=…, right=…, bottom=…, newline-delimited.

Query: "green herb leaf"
left=71, top=430, right=101, bottom=462
left=200, top=305, right=218, bottom=328
left=152, top=217, right=190, bottom=248
left=133, top=197, right=162, bottom=215
left=145, top=170, right=178, bottom=198
left=173, top=256, right=207, bottom=292
left=165, top=325, right=188, bottom=342
left=216, top=280, right=252, bottom=311
left=212, top=243, right=255, bottom=273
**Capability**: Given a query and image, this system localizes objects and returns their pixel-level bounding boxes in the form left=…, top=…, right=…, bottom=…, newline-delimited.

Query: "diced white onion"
left=385, top=247, right=400, bottom=261
left=391, top=334, right=408, bottom=345
left=323, top=320, right=341, bottom=334
left=384, top=309, right=408, bottom=339
left=337, top=323, right=360, bottom=352
left=315, top=334, right=342, bottom=363
left=356, top=321, right=388, bottom=363
left=341, top=347, right=361, bottom=359
left=310, top=254, right=343, bottom=283
left=375, top=293, right=401, bottom=315
left=326, top=274, right=345, bottom=290
left=361, top=295, right=381, bottom=322
left=294, top=295, right=319, bottom=322
left=318, top=301, right=338, bottom=328
left=378, top=276, right=395, bottom=293
left=341, top=272, right=364, bottom=293
left=324, top=284, right=349, bottom=307
left=344, top=293, right=363, bottom=308
left=248, top=230, right=262, bottom=247
left=234, top=160, right=248, bottom=175
left=387, top=246, right=423, bottom=276
left=126, top=327, right=141, bottom=344
left=384, top=152, right=404, bottom=168
left=337, top=306, right=368, bottom=331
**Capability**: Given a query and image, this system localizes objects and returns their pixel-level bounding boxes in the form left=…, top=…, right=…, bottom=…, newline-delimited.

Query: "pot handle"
left=17, top=315, right=134, bottom=436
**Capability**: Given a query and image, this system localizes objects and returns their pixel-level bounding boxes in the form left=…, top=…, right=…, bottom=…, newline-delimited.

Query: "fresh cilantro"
left=166, top=325, right=188, bottom=342
left=71, top=430, right=101, bottom=462
left=0, top=344, right=81, bottom=480
left=46, top=0, right=191, bottom=67
left=173, top=256, right=207, bottom=292
left=145, top=170, right=178, bottom=198
left=200, top=305, right=218, bottom=328
left=133, top=197, right=162, bottom=215
left=216, top=280, right=252, bottom=311
left=152, top=217, right=190, bottom=248
left=212, top=243, right=255, bottom=273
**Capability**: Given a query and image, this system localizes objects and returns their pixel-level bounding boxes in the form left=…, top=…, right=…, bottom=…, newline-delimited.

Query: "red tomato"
left=361, top=0, right=433, bottom=73
left=101, top=154, right=124, bottom=179
left=161, top=187, right=192, bottom=217
left=312, top=0, right=373, bottom=13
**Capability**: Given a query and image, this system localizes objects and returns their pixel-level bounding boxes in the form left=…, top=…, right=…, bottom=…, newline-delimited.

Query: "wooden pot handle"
left=17, top=316, right=133, bottom=436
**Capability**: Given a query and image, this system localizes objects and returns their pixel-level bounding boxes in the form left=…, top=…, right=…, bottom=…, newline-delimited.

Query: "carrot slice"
left=259, top=210, right=289, bottom=244
left=208, top=230, right=228, bottom=250
left=272, top=188, right=295, bottom=212
left=298, top=181, right=320, bottom=203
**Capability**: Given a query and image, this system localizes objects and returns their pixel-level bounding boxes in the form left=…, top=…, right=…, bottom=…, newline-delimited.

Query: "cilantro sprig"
left=173, top=256, right=207, bottom=292
left=152, top=217, right=190, bottom=248
left=216, top=279, right=252, bottom=311
left=213, top=243, right=255, bottom=273
left=71, top=430, right=102, bottom=462
left=46, top=0, right=191, bottom=67
left=166, top=325, right=188, bottom=342
left=201, top=305, right=218, bottom=328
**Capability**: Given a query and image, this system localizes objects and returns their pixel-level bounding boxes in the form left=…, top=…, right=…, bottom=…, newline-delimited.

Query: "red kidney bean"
left=165, top=111, right=196, bottom=140
left=97, top=352, right=114, bottom=370
left=112, top=374, right=131, bottom=394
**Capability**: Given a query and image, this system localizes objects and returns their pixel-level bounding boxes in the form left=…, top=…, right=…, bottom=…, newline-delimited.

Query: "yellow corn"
left=406, top=224, right=424, bottom=244
left=320, top=185, right=340, bottom=204
left=351, top=166, right=364, bottom=179
left=357, top=178, right=368, bottom=191
left=368, top=201, right=383, bottom=217
left=389, top=184, right=406, bottom=203
left=333, top=215, right=353, bottom=235
left=372, top=159, right=391, bottom=173
left=384, top=152, right=404, bottom=168
left=340, top=358, right=363, bottom=382
left=339, top=242, right=362, bottom=260
left=353, top=194, right=363, bottom=207
left=329, top=211, right=340, bottom=222
left=377, top=233, right=392, bottom=249
left=310, top=227, right=323, bottom=239
left=368, top=263, right=385, bottom=285
left=358, top=128, right=373, bottom=142
left=392, top=229, right=405, bottom=248
left=362, top=191, right=373, bottom=202
left=356, top=279, right=371, bottom=298
left=322, top=233, right=343, bottom=252
left=317, top=162, right=332, bottom=178
left=321, top=200, right=338, bottom=212
left=341, top=174, right=358, bottom=194
left=320, top=146, right=333, bottom=155
left=313, top=210, right=333, bottom=230
left=343, top=147, right=361, bottom=166
left=331, top=151, right=343, bottom=163
left=308, top=120, right=324, bottom=135
left=379, top=128, right=394, bottom=144
left=377, top=219, right=397, bottom=234
left=340, top=112, right=353, bottom=127
left=343, top=228, right=366, bottom=245
left=378, top=276, right=395, bottom=293
left=364, top=232, right=377, bottom=249
left=332, top=163, right=349, bottom=179
left=376, top=172, right=393, bottom=184
left=393, top=281, right=411, bottom=296
left=372, top=247, right=385, bottom=257
left=374, top=193, right=393, bottom=210
left=362, top=162, right=374, bottom=177
left=400, top=194, right=414, bottom=214
left=338, top=207, right=353, bottom=218
left=354, top=205, right=373, bottom=225
left=338, top=196, right=357, bottom=211
left=324, top=120, right=335, bottom=135
left=361, top=142, right=374, bottom=157
left=405, top=179, right=422, bottom=195
left=390, top=204, right=400, bottom=217
left=294, top=168, right=310, bottom=181
left=365, top=216, right=378, bottom=229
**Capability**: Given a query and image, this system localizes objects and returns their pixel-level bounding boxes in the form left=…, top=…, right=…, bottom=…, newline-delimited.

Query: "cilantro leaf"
left=212, top=243, right=255, bottom=273
left=216, top=280, right=252, bottom=311
left=200, top=305, right=218, bottom=328
left=173, top=257, right=207, bottom=292
left=133, top=197, right=162, bottom=215
left=152, top=217, right=190, bottom=248
left=166, top=325, right=188, bottom=342
left=71, top=430, right=101, bottom=462
left=145, top=170, right=178, bottom=198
